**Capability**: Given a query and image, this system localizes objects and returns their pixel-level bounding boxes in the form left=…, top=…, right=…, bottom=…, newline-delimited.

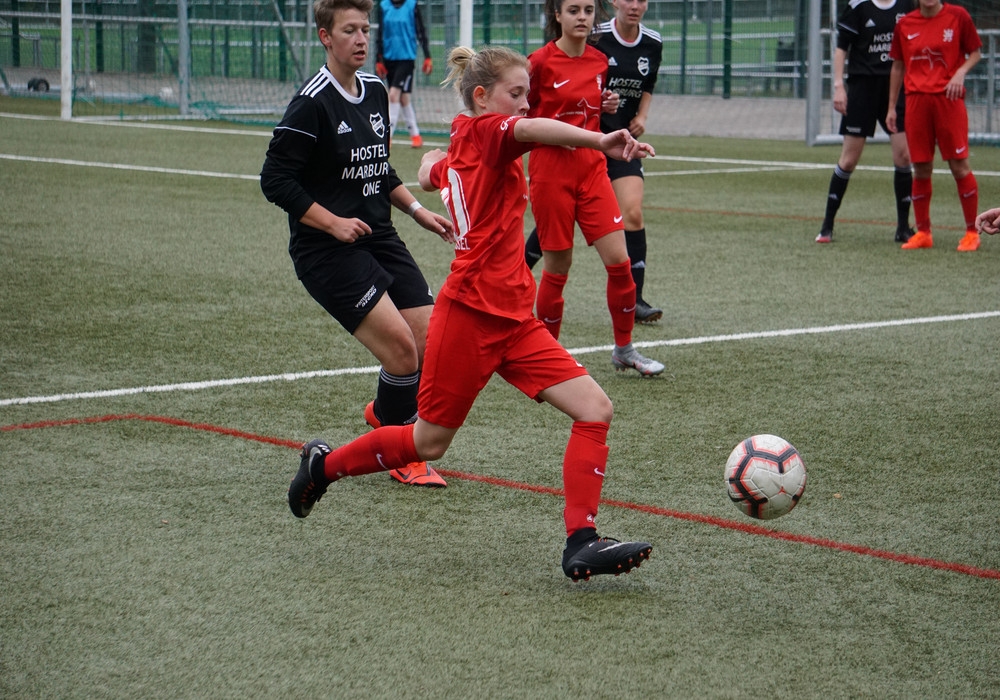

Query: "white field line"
left=3, top=311, right=998, bottom=407
left=6, top=150, right=1000, bottom=181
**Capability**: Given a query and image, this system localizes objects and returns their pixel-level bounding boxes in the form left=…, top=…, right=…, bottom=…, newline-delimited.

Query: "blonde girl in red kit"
left=527, top=0, right=665, bottom=376
left=288, top=45, right=655, bottom=582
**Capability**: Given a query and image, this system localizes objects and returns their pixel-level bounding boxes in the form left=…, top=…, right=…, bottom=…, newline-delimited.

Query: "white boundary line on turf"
left=3, top=311, right=998, bottom=407
left=0, top=153, right=261, bottom=180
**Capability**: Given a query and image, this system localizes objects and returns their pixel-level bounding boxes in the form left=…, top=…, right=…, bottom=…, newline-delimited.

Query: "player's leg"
left=887, top=88, right=914, bottom=242
left=901, top=94, right=935, bottom=249
left=360, top=239, right=444, bottom=485
left=400, top=89, right=422, bottom=147
left=581, top=172, right=665, bottom=377
left=501, top=322, right=652, bottom=580
left=537, top=248, right=572, bottom=339
left=817, top=135, right=865, bottom=243
left=935, top=98, right=979, bottom=251
left=529, top=170, right=576, bottom=340
left=610, top=168, right=661, bottom=323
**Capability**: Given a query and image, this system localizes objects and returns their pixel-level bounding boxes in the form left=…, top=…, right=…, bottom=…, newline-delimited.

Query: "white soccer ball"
left=725, top=434, right=806, bottom=520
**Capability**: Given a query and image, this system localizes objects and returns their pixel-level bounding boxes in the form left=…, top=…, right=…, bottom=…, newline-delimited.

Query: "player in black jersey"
left=816, top=0, right=913, bottom=244
left=594, top=0, right=664, bottom=322
left=260, top=0, right=454, bottom=487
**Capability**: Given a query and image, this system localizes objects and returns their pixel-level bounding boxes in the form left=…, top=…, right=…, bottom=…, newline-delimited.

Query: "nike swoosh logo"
left=597, top=541, right=629, bottom=553
left=623, top=306, right=636, bottom=313
left=554, top=80, right=570, bottom=88
left=542, top=316, right=562, bottom=324
left=613, top=215, right=623, bottom=223
left=594, top=468, right=605, bottom=477
left=956, top=146, right=967, bottom=154
left=376, top=453, right=388, bottom=470
left=907, top=33, right=920, bottom=39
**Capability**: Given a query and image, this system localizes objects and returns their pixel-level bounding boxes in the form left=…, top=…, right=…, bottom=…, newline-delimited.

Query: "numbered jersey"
left=594, top=19, right=663, bottom=133
left=260, top=65, right=403, bottom=275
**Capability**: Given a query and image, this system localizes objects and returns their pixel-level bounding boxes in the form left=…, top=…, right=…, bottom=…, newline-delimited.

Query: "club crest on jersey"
left=637, top=56, right=649, bottom=77
left=369, top=112, right=386, bottom=139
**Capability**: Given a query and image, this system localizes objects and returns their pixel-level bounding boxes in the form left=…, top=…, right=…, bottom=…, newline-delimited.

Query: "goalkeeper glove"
left=422, top=57, right=433, bottom=75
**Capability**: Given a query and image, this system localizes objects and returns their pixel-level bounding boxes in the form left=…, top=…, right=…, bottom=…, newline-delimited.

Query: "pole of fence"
left=61, top=0, right=72, bottom=119
left=722, top=0, right=732, bottom=99
left=178, top=0, right=190, bottom=116
left=805, top=0, right=822, bottom=144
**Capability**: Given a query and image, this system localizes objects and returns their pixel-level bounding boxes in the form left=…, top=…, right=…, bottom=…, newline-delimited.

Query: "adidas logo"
left=865, top=19, right=876, bottom=27
left=337, top=121, right=352, bottom=134
left=608, top=57, right=618, bottom=66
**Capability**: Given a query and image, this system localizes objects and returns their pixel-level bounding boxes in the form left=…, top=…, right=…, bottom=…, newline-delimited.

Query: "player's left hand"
left=415, top=207, right=456, bottom=244
left=601, top=89, right=619, bottom=114
left=423, top=57, right=433, bottom=75
left=944, top=77, right=966, bottom=101
left=628, top=115, right=646, bottom=138
left=599, top=128, right=654, bottom=162
left=975, top=207, right=1000, bottom=235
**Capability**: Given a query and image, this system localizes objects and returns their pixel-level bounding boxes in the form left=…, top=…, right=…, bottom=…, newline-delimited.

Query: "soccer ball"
left=725, top=434, right=806, bottom=520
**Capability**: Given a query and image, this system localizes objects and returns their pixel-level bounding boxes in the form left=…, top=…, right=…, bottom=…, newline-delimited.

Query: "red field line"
left=5, top=413, right=999, bottom=581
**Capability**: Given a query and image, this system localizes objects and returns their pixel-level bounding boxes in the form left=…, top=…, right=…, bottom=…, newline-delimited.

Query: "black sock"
left=525, top=227, right=542, bottom=269
left=565, top=527, right=598, bottom=553
left=374, top=369, right=419, bottom=426
left=624, top=228, right=647, bottom=302
left=894, top=166, right=913, bottom=231
left=823, top=165, right=851, bottom=230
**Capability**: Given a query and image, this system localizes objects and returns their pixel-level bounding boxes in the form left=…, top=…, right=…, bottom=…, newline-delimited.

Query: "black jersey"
left=594, top=19, right=663, bottom=133
left=836, top=0, right=908, bottom=77
left=261, top=65, right=404, bottom=276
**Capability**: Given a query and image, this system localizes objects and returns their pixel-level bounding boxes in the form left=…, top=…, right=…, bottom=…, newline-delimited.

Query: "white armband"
left=408, top=201, right=424, bottom=218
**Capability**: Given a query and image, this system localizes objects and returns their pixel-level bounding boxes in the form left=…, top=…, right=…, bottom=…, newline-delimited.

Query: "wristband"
left=408, top=201, right=424, bottom=217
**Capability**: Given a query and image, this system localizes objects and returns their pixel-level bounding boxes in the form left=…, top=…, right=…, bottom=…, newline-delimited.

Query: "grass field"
left=2, top=98, right=999, bottom=697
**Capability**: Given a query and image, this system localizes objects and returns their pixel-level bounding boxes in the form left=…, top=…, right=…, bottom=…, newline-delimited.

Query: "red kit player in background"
left=526, top=0, right=666, bottom=376
left=887, top=0, right=982, bottom=251
left=287, top=44, right=656, bottom=582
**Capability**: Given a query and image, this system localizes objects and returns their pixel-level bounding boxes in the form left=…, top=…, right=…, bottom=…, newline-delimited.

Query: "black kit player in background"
left=816, top=0, right=913, bottom=244
left=260, top=0, right=455, bottom=487
left=594, top=0, right=664, bottom=322
left=523, top=0, right=665, bottom=324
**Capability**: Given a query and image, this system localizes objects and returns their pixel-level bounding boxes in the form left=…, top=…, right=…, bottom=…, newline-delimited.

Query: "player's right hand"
left=331, top=216, right=373, bottom=243
left=376, top=62, right=388, bottom=79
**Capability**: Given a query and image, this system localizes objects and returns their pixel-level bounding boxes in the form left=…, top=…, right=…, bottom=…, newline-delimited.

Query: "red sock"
left=912, top=177, right=932, bottom=232
left=956, top=172, right=979, bottom=231
left=605, top=260, right=636, bottom=347
left=536, top=271, right=568, bottom=339
left=323, top=424, right=418, bottom=480
left=562, top=421, right=610, bottom=537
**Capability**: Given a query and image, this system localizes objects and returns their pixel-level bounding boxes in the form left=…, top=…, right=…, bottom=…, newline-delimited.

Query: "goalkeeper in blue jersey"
left=374, top=0, right=432, bottom=147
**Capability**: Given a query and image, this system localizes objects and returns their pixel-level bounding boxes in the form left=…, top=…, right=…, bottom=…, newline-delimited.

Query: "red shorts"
left=904, top=92, right=970, bottom=163
left=417, top=296, right=590, bottom=429
left=528, top=146, right=623, bottom=251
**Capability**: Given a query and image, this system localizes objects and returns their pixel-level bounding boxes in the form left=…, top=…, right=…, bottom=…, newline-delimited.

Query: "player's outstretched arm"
left=513, top=119, right=654, bottom=161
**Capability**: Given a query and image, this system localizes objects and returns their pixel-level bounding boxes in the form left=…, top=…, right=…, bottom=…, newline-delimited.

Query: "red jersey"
left=429, top=112, right=537, bottom=320
left=889, top=4, right=981, bottom=95
left=527, top=41, right=608, bottom=131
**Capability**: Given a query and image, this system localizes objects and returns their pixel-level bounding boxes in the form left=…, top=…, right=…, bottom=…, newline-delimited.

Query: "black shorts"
left=606, top=155, right=644, bottom=182
left=298, top=234, right=433, bottom=334
left=384, top=60, right=416, bottom=93
left=839, top=74, right=905, bottom=137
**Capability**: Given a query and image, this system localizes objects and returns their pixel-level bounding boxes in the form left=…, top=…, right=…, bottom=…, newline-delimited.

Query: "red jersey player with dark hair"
left=287, top=44, right=656, bottom=582
left=887, top=0, right=982, bottom=251
left=526, top=0, right=665, bottom=376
